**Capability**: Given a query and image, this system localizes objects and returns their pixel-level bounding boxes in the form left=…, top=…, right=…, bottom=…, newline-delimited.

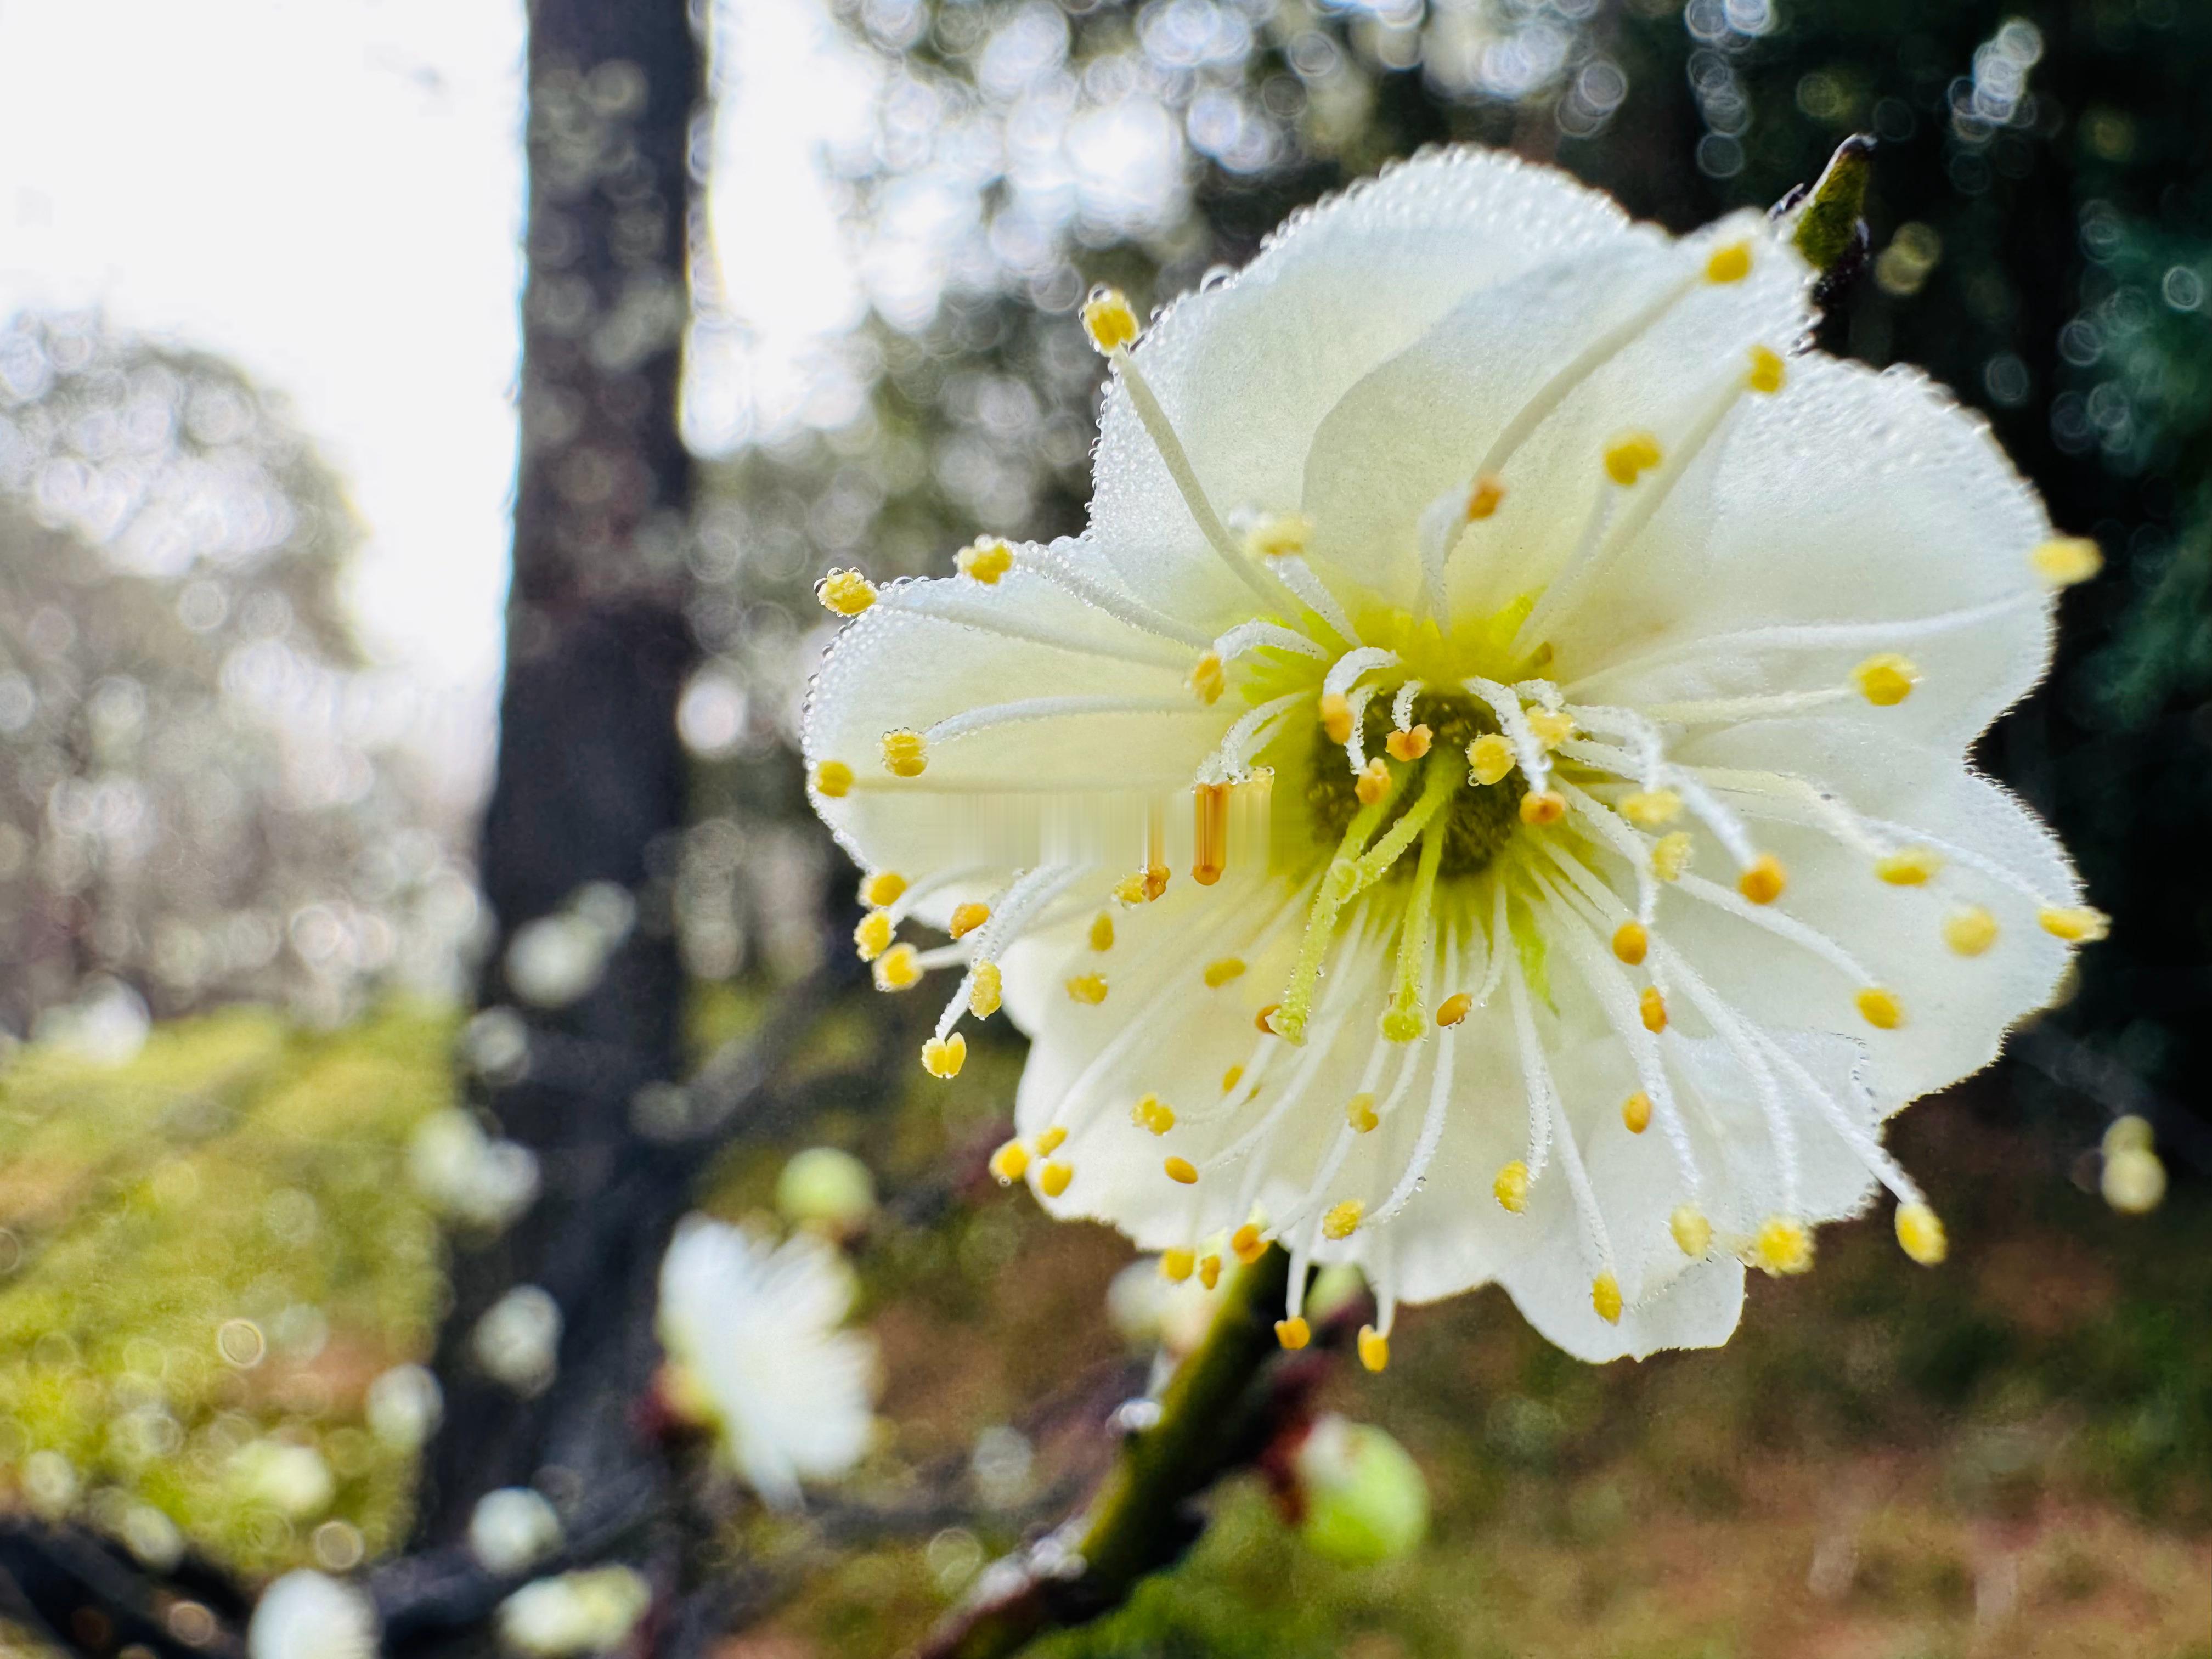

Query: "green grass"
left=0, top=1004, right=454, bottom=1573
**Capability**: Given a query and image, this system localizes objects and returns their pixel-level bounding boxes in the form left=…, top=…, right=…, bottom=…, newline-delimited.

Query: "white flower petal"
left=1090, top=149, right=1637, bottom=622
left=1555, top=356, right=2056, bottom=755
left=803, top=550, right=1225, bottom=882
left=1662, top=721, right=2076, bottom=1103
left=1299, top=210, right=1807, bottom=610
left=656, top=1218, right=878, bottom=1506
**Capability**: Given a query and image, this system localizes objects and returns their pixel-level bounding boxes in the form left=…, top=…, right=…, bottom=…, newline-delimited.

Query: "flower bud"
left=776, top=1147, right=876, bottom=1231
left=1293, top=1414, right=1430, bottom=1565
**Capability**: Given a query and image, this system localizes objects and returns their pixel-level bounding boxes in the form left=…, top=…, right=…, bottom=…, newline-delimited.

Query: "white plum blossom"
left=247, top=1570, right=378, bottom=1659
left=469, top=1486, right=565, bottom=1575
left=655, top=1216, right=879, bottom=1506
left=495, top=1567, right=650, bottom=1657
left=801, top=147, right=2101, bottom=1363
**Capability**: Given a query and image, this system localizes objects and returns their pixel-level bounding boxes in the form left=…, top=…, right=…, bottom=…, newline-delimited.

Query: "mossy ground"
left=1, top=1002, right=2205, bottom=1659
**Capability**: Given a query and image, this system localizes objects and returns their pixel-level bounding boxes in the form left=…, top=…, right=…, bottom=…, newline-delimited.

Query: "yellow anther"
left=1746, top=343, right=1786, bottom=394
left=1739, top=854, right=1787, bottom=905
left=948, top=901, right=990, bottom=940
left=1876, top=845, right=1942, bottom=885
left=1856, top=986, right=1904, bottom=1029
left=1160, top=1248, right=1194, bottom=1283
left=1612, top=921, right=1649, bottom=966
left=1039, top=1160, right=1073, bottom=1198
left=1756, top=1216, right=1814, bottom=1274
left=859, top=871, right=907, bottom=907
left=881, top=729, right=927, bottom=777
left=1254, top=1003, right=1280, bottom=1035
left=1242, top=511, right=1312, bottom=560
left=1895, top=1203, right=1948, bottom=1265
left=1322, top=1200, right=1364, bottom=1241
left=1435, top=991, right=1474, bottom=1027
left=1621, top=788, right=1681, bottom=827
left=1131, top=1095, right=1176, bottom=1136
left=1198, top=1254, right=1222, bottom=1290
left=1622, top=1091, right=1652, bottom=1135
left=1705, top=240, right=1753, bottom=283
left=1066, top=973, right=1108, bottom=1005
left=1189, top=651, right=1227, bottom=705
left=1346, top=1093, right=1379, bottom=1133
left=1088, top=912, right=1115, bottom=952
left=969, top=961, right=1003, bottom=1019
left=1944, top=906, right=1999, bottom=957
left=1275, top=1317, right=1311, bottom=1351
left=1384, top=723, right=1432, bottom=762
left=815, top=567, right=877, bottom=616
left=1465, top=474, right=1505, bottom=521
left=1203, top=957, right=1246, bottom=989
left=2031, top=536, right=2102, bottom=587
left=955, top=536, right=1014, bottom=584
left=1670, top=1205, right=1712, bottom=1257
left=1639, top=986, right=1668, bottom=1034
left=2039, top=905, right=2109, bottom=943
left=1318, top=693, right=1353, bottom=743
left=1602, top=430, right=1663, bottom=486
left=921, top=1034, right=967, bottom=1079
left=1651, top=831, right=1694, bottom=881
left=1081, top=285, right=1140, bottom=353
left=1112, top=872, right=1147, bottom=904
left=1221, top=1064, right=1244, bottom=1094
left=1231, top=1223, right=1265, bottom=1265
left=1357, top=1325, right=1390, bottom=1372
left=854, top=909, right=893, bottom=962
left=1527, top=708, right=1576, bottom=749
left=813, top=760, right=854, bottom=798
left=988, top=1141, right=1030, bottom=1184
left=1493, top=1160, right=1530, bottom=1214
left=1467, top=733, right=1515, bottom=786
left=1592, top=1272, right=1623, bottom=1325
left=1520, top=789, right=1566, bottom=827
left=1851, top=652, right=1920, bottom=707
left=1354, top=758, right=1392, bottom=806
left=1037, top=1126, right=1066, bottom=1155
left=1194, top=782, right=1231, bottom=890
left=873, top=944, right=922, bottom=992
left=1164, top=1155, right=1199, bottom=1186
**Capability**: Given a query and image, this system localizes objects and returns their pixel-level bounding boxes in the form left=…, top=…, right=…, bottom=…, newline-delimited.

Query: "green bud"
left=775, top=1147, right=876, bottom=1229
left=2101, top=1114, right=2153, bottom=1159
left=1788, top=134, right=1873, bottom=278
left=1304, top=1262, right=1366, bottom=1324
left=1294, top=1414, right=1429, bottom=1565
left=2102, top=1146, right=2166, bottom=1215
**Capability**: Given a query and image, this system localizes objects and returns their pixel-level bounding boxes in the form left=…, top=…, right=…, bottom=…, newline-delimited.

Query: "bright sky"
left=0, top=0, right=872, bottom=763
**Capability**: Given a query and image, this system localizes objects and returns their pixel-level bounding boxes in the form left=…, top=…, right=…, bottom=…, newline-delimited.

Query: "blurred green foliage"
left=0, top=1006, right=453, bottom=1574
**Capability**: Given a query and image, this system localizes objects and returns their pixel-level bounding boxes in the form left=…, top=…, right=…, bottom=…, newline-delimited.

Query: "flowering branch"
left=914, top=1245, right=1319, bottom=1659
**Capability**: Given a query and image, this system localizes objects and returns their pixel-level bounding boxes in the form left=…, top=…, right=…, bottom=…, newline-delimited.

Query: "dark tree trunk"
left=417, top=0, right=703, bottom=1545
